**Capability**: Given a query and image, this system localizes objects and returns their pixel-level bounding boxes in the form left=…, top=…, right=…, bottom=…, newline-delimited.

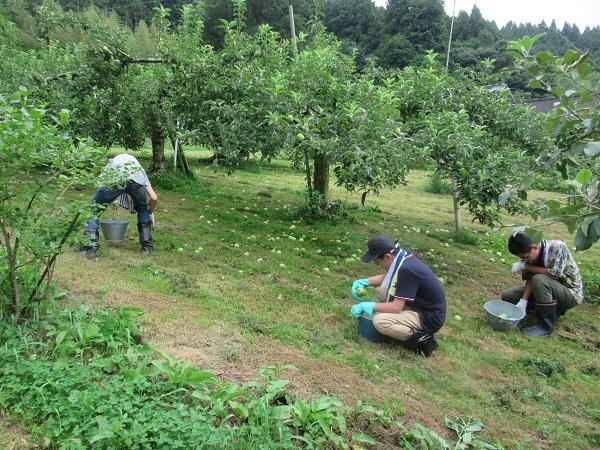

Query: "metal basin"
left=484, top=300, right=525, bottom=331
left=99, top=219, right=129, bottom=241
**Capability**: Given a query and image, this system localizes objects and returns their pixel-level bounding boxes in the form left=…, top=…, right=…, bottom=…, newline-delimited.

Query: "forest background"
left=3, top=0, right=600, bottom=76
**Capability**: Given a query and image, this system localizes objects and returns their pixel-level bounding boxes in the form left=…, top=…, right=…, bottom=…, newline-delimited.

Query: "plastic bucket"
left=484, top=300, right=525, bottom=331
left=358, top=316, right=388, bottom=343
left=99, top=219, right=129, bottom=242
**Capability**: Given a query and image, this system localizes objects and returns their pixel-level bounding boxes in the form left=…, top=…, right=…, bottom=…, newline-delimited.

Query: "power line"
left=546, top=26, right=600, bottom=71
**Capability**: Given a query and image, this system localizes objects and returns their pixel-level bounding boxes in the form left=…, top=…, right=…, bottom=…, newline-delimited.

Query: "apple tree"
left=392, top=58, right=550, bottom=229
left=508, top=34, right=600, bottom=249
left=267, top=28, right=410, bottom=207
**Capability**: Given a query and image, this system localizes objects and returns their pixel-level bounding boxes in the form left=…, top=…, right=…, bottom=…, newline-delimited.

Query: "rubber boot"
left=81, top=226, right=99, bottom=260
left=522, top=303, right=556, bottom=336
left=138, top=222, right=153, bottom=254
left=400, top=332, right=438, bottom=357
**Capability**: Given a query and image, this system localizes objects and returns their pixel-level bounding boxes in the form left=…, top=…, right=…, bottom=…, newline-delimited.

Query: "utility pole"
left=446, top=0, right=456, bottom=69
left=446, top=0, right=462, bottom=233
left=288, top=4, right=298, bottom=59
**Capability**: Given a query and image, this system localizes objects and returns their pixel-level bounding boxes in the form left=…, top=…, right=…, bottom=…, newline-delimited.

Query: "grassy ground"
left=46, top=150, right=600, bottom=449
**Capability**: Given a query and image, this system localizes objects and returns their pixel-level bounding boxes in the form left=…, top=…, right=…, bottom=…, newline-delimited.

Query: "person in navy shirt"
left=350, top=235, right=447, bottom=357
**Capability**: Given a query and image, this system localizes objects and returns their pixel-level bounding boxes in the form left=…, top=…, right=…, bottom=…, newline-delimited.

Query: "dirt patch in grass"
left=57, top=255, right=481, bottom=448
left=56, top=261, right=445, bottom=433
left=146, top=319, right=445, bottom=432
left=0, top=413, right=36, bottom=449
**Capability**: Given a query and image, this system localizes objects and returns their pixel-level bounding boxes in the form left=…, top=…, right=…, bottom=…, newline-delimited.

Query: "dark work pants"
left=84, top=180, right=150, bottom=235
left=502, top=274, right=580, bottom=312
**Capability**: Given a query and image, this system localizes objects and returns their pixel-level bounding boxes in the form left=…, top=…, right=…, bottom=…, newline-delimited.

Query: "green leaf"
left=527, top=80, right=544, bottom=90
left=191, top=390, right=211, bottom=402
left=535, top=51, right=555, bottom=67
left=546, top=199, right=561, bottom=210
left=574, top=227, right=596, bottom=251
left=271, top=405, right=291, bottom=420
left=583, top=142, right=600, bottom=158
left=55, top=330, right=67, bottom=345
left=564, top=89, right=577, bottom=98
left=228, top=400, right=249, bottom=419
left=524, top=227, right=543, bottom=243
left=592, top=218, right=600, bottom=237
left=563, top=49, right=580, bottom=65
left=580, top=91, right=593, bottom=103
left=90, top=429, right=114, bottom=444
left=576, top=61, right=592, bottom=78
left=352, top=433, right=377, bottom=444
left=575, top=169, right=593, bottom=184
left=463, top=420, right=484, bottom=433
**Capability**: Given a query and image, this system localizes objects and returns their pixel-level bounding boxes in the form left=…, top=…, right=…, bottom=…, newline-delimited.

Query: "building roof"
left=524, top=96, right=600, bottom=114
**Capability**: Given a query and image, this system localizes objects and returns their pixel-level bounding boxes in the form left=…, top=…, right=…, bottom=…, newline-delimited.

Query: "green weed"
left=424, top=172, right=453, bottom=195
left=0, top=310, right=384, bottom=449
left=520, top=357, right=566, bottom=378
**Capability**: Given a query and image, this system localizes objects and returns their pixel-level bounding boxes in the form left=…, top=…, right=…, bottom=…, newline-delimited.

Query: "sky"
left=372, top=0, right=600, bottom=30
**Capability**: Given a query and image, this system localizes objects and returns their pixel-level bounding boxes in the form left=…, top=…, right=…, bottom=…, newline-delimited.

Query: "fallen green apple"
left=356, top=287, right=367, bottom=296
left=453, top=314, right=462, bottom=321
left=498, top=312, right=509, bottom=319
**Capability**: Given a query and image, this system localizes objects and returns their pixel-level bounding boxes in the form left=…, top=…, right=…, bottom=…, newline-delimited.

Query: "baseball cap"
left=361, top=235, right=398, bottom=263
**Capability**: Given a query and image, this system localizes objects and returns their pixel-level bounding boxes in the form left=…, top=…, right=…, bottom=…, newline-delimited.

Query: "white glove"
left=150, top=213, right=155, bottom=229
left=515, top=298, right=528, bottom=314
left=511, top=260, right=525, bottom=275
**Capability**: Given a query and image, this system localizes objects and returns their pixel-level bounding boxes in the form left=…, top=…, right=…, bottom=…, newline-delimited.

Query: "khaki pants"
left=501, top=274, right=580, bottom=312
left=371, top=286, right=424, bottom=341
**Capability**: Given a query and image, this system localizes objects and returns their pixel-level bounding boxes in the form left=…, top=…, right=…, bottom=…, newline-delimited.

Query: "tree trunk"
left=151, top=123, right=165, bottom=172
left=313, top=153, right=330, bottom=204
left=303, top=149, right=313, bottom=200
left=177, top=143, right=193, bottom=177
left=0, top=221, right=20, bottom=318
left=169, top=135, right=194, bottom=178
left=451, top=177, right=462, bottom=233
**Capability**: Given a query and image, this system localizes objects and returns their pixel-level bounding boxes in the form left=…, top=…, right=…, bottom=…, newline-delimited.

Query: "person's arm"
left=366, top=273, right=385, bottom=286
left=374, top=298, right=406, bottom=313
left=523, top=264, right=553, bottom=277
left=146, top=186, right=158, bottom=213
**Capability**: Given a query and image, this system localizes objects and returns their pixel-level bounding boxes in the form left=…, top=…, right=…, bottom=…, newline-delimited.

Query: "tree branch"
left=0, top=219, right=20, bottom=318
left=29, top=212, right=81, bottom=304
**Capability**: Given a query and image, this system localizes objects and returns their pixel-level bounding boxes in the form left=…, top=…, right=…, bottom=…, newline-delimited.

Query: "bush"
left=581, top=261, right=600, bottom=305
left=296, top=195, right=355, bottom=224
left=0, top=89, right=105, bottom=319
left=151, top=171, right=202, bottom=193
left=424, top=172, right=453, bottom=195
left=0, top=306, right=369, bottom=449
left=453, top=229, right=482, bottom=246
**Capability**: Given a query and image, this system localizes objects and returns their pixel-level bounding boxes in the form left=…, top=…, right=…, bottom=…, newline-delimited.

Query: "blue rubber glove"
left=351, top=278, right=370, bottom=301
left=350, top=302, right=376, bottom=318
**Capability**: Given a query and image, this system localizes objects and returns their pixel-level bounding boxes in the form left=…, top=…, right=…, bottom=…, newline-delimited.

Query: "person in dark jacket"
left=350, top=235, right=447, bottom=357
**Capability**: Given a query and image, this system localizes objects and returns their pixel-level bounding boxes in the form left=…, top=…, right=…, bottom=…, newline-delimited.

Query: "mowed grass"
left=54, top=149, right=600, bottom=449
